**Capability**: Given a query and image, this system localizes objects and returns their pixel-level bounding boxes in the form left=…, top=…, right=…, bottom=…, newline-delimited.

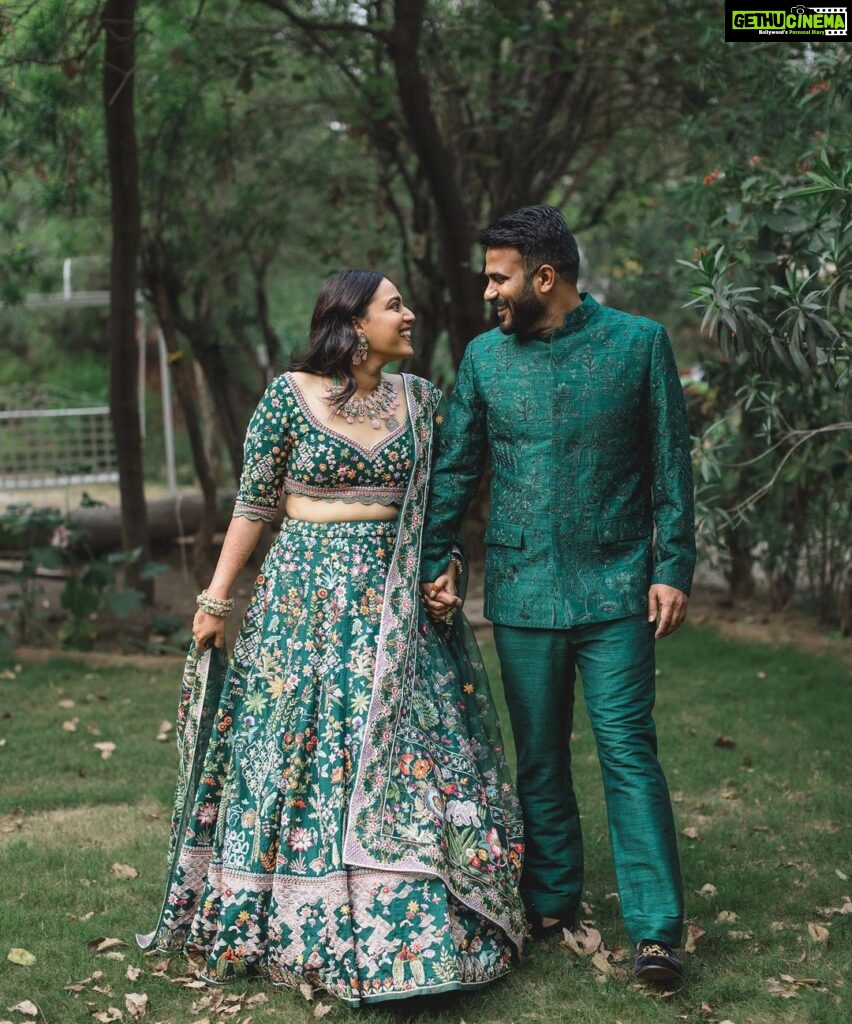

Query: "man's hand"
left=647, top=584, right=688, bottom=639
left=421, top=563, right=462, bottom=621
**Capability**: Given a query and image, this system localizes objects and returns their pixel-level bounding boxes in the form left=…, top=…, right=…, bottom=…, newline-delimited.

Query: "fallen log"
left=69, top=490, right=237, bottom=551
left=0, top=490, right=236, bottom=555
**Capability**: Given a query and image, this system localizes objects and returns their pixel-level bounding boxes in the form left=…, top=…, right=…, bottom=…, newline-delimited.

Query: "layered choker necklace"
left=326, top=375, right=401, bottom=430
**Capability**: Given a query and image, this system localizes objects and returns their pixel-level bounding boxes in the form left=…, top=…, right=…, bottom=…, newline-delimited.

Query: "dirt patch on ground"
left=12, top=646, right=186, bottom=671
left=686, top=591, right=851, bottom=667
left=0, top=798, right=166, bottom=850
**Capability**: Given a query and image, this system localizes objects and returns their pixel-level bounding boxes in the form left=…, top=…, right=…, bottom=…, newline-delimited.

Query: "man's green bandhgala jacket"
left=421, top=294, right=696, bottom=628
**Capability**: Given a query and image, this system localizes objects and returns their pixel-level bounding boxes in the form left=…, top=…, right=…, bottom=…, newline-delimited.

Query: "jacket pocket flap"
left=597, top=515, right=649, bottom=544
left=485, top=520, right=524, bottom=549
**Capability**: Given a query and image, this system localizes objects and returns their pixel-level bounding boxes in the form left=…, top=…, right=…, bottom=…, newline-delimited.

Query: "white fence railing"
left=0, top=406, right=119, bottom=489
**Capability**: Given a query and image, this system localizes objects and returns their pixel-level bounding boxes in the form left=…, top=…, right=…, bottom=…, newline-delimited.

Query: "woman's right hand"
left=193, top=609, right=227, bottom=650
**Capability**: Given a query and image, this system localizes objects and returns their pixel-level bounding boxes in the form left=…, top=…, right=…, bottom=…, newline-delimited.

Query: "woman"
left=139, top=271, right=525, bottom=1006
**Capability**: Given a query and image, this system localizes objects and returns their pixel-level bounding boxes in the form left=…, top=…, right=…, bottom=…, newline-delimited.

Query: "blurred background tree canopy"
left=0, top=1, right=849, bottom=630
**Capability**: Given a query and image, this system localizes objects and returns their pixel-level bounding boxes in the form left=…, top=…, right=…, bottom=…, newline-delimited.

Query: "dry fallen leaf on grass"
left=817, top=898, right=852, bottom=918
left=169, top=977, right=207, bottom=989
left=560, top=929, right=583, bottom=957
left=155, top=721, right=173, bottom=742
left=576, top=923, right=603, bottom=954
left=591, top=951, right=614, bottom=976
left=58, top=698, right=75, bottom=709
left=91, top=1008, right=124, bottom=1022
left=125, top=993, right=148, bottom=1019
left=681, top=827, right=701, bottom=840
left=63, top=718, right=80, bottom=732
left=684, top=924, right=707, bottom=954
left=696, top=883, right=717, bottom=898
left=9, top=1001, right=39, bottom=1017
left=807, top=922, right=829, bottom=944
left=7, top=947, right=37, bottom=967
left=299, top=982, right=315, bottom=1001
left=245, top=993, right=268, bottom=1007
left=713, top=735, right=736, bottom=749
left=728, top=930, right=753, bottom=941
left=111, top=863, right=139, bottom=880
left=835, top=868, right=848, bottom=881
left=313, top=1003, right=333, bottom=1019
left=716, top=910, right=738, bottom=924
left=126, top=966, right=142, bottom=982
left=86, top=937, right=130, bottom=954
left=93, top=741, right=116, bottom=760
left=766, top=975, right=821, bottom=998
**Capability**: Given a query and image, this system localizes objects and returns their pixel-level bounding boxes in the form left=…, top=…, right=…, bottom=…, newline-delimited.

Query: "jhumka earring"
left=352, top=331, right=369, bottom=365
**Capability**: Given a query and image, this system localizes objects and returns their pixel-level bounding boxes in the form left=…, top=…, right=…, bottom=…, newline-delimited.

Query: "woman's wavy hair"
left=290, top=269, right=384, bottom=407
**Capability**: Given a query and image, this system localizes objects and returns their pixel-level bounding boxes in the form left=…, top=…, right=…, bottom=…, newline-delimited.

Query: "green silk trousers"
left=493, top=614, right=683, bottom=946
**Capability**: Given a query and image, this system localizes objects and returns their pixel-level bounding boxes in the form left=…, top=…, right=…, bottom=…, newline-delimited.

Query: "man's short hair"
left=479, top=205, right=580, bottom=285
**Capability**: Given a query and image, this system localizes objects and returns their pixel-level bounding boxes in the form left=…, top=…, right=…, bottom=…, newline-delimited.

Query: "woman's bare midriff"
left=284, top=494, right=400, bottom=524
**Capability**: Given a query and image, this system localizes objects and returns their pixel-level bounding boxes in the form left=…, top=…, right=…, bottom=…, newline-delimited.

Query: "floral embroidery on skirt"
left=140, top=518, right=523, bottom=1005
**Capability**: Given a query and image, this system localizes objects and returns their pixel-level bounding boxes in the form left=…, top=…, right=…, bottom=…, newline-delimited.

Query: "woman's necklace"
left=326, top=375, right=401, bottom=430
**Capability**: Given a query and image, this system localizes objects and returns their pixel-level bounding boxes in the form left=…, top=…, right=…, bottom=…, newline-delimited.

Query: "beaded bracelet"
left=196, top=590, right=234, bottom=617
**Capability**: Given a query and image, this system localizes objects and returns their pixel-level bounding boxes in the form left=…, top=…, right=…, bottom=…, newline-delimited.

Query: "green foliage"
left=674, top=47, right=851, bottom=625
left=0, top=504, right=153, bottom=649
left=679, top=151, right=850, bottom=386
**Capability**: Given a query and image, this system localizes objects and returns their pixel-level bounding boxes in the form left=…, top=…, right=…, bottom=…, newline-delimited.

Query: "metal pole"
left=157, top=327, right=178, bottom=496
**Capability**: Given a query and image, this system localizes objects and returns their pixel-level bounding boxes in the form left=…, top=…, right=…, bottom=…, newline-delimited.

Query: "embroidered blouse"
left=233, top=372, right=414, bottom=521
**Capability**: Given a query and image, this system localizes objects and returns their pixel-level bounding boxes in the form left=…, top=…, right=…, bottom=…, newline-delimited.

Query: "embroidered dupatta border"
left=342, top=374, right=526, bottom=951
left=137, top=644, right=228, bottom=949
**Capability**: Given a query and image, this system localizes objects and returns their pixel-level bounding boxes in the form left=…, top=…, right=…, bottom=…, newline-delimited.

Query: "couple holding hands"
left=138, top=205, right=695, bottom=1005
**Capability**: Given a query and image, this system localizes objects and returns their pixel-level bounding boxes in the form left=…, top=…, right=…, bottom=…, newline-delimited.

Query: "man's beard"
left=496, top=275, right=546, bottom=338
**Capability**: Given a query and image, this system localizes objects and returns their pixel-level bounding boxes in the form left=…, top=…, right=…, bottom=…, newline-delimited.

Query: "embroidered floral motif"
left=140, top=375, right=525, bottom=1006
left=233, top=373, right=414, bottom=520
left=421, top=296, right=696, bottom=627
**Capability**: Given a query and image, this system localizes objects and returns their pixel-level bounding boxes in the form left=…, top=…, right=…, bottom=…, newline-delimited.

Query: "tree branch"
left=253, top=0, right=387, bottom=39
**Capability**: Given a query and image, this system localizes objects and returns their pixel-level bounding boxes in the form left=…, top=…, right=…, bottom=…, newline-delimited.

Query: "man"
left=421, top=205, right=695, bottom=985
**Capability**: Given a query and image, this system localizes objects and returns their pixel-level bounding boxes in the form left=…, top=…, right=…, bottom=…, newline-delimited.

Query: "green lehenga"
left=139, top=374, right=525, bottom=1005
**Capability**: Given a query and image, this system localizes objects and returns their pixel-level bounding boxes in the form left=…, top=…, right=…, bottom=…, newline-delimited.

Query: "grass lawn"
left=0, top=624, right=850, bottom=1024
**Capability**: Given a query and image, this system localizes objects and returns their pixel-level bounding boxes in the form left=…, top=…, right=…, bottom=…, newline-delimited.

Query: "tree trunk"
left=185, top=313, right=248, bottom=483
left=252, top=260, right=281, bottom=376
left=725, top=526, right=755, bottom=601
left=102, top=0, right=151, bottom=599
left=151, top=278, right=220, bottom=583
left=388, top=0, right=487, bottom=365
